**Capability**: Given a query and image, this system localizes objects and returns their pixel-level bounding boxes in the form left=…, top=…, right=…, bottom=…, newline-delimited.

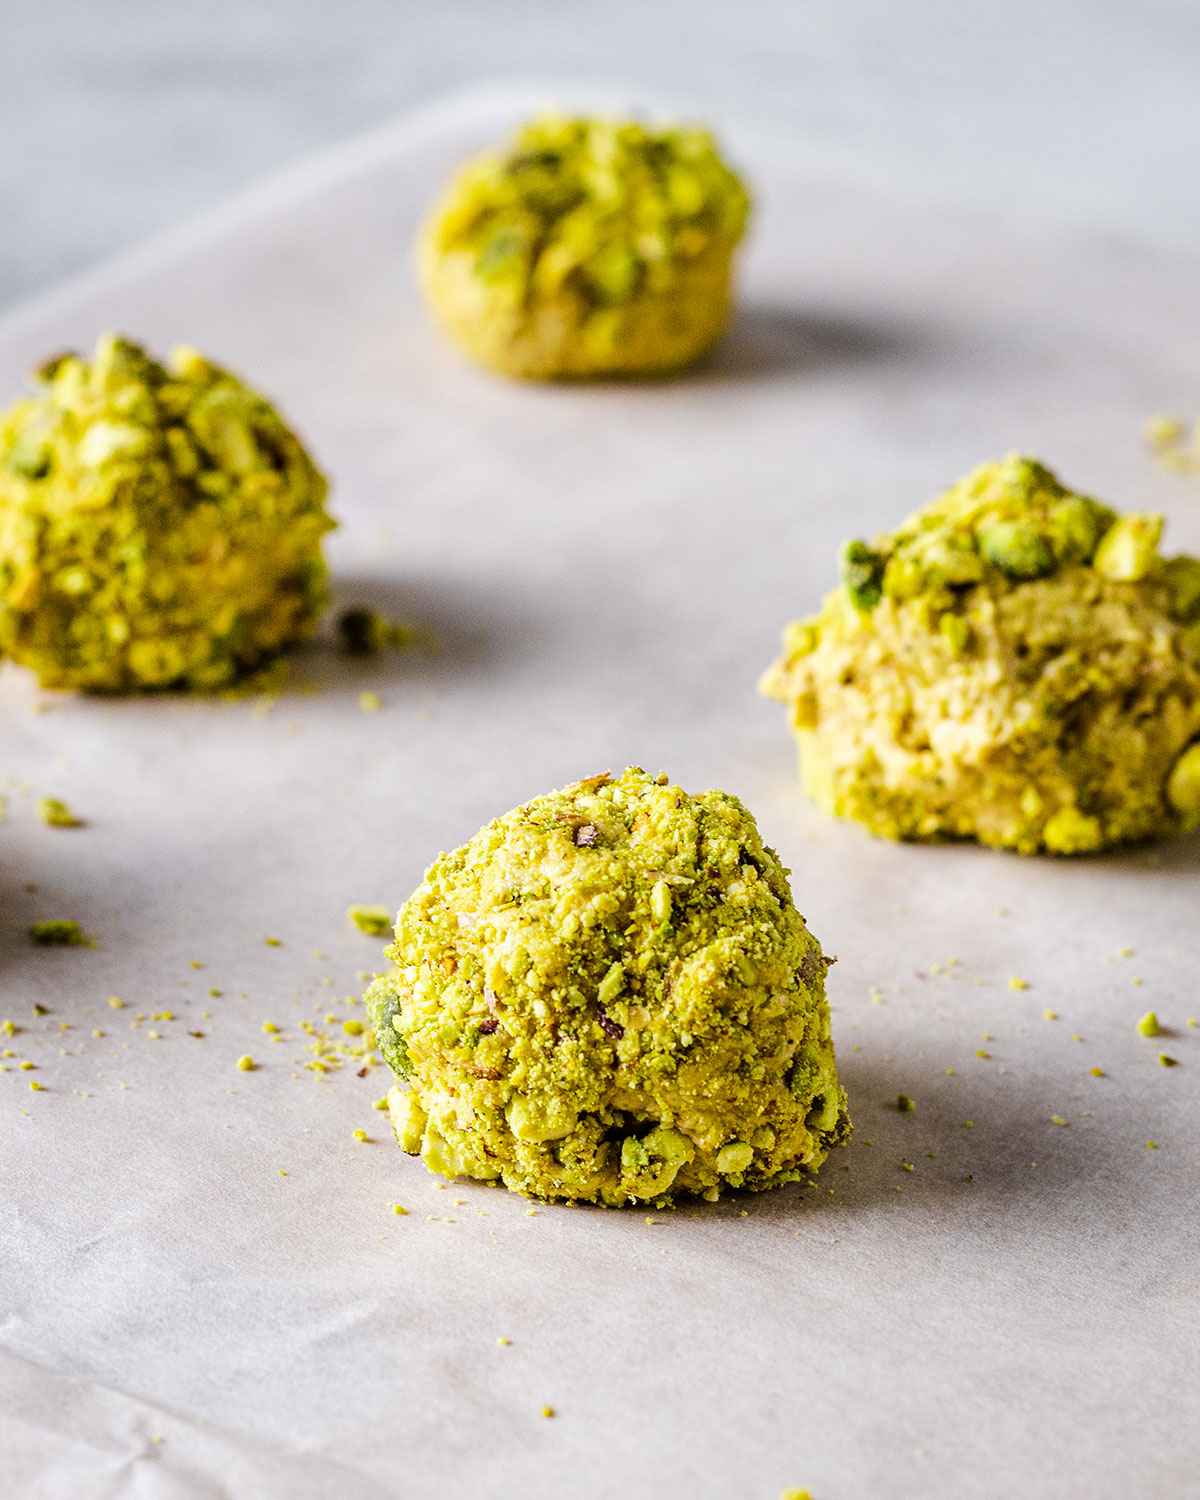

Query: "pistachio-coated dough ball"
left=418, top=115, right=751, bottom=380
left=0, top=334, right=334, bottom=690
left=367, top=768, right=849, bottom=1206
left=762, top=456, right=1200, bottom=853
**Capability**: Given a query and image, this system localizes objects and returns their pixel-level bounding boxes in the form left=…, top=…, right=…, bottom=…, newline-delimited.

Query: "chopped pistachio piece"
left=1136, top=1011, right=1160, bottom=1038
left=29, top=919, right=88, bottom=946
left=347, top=904, right=393, bottom=937
left=37, top=797, right=82, bottom=828
left=366, top=767, right=849, bottom=1206
left=1092, top=514, right=1163, bottom=582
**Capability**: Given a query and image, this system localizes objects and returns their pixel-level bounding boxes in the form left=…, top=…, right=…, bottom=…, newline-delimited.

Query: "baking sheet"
left=2, top=85, right=1198, bottom=1500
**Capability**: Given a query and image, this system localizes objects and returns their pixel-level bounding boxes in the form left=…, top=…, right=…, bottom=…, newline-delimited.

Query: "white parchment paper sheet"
left=1, top=87, right=1198, bottom=1500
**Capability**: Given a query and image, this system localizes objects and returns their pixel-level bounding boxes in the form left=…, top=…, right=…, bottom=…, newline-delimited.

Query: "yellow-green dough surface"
left=761, top=456, right=1200, bottom=854
left=418, top=114, right=750, bottom=380
left=366, top=768, right=849, bottom=1206
left=0, top=334, right=333, bottom=691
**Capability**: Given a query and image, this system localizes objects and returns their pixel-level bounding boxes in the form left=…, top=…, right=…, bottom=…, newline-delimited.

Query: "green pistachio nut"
left=1163, top=556, right=1200, bottom=621
left=840, top=539, right=885, bottom=610
left=977, top=520, right=1055, bottom=580
left=1092, top=514, right=1163, bottom=582
left=1165, top=743, right=1200, bottom=829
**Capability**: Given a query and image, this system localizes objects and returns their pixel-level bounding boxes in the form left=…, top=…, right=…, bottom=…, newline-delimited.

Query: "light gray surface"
left=3, top=87, right=1200, bottom=1500
left=6, top=1, right=1200, bottom=311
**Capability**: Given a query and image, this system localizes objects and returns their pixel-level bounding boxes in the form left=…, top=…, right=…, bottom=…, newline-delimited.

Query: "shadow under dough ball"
left=0, top=334, right=334, bottom=691
left=418, top=114, right=751, bottom=380
left=762, top=455, right=1200, bottom=853
left=366, top=767, right=849, bottom=1206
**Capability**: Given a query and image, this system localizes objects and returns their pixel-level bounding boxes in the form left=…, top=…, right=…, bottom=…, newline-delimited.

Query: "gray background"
left=7, top=0, right=1200, bottom=312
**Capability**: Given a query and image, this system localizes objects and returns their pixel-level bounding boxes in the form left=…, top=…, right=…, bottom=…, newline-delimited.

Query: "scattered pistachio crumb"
left=1117, top=946, right=1135, bottom=959
left=1145, top=1140, right=1160, bottom=1150
left=1137, top=1011, right=1160, bottom=1037
left=1089, top=1066, right=1105, bottom=1078
left=342, top=1019, right=364, bottom=1037
left=540, top=1406, right=555, bottom=1420
left=353, top=1128, right=369, bottom=1142
left=372, top=1095, right=388, bottom=1111
left=38, top=797, right=83, bottom=828
left=29, top=1080, right=45, bottom=1092
left=1158, top=1053, right=1179, bottom=1068
left=497, top=1336, right=511, bottom=1347
left=29, top=919, right=89, bottom=946
left=896, top=1093, right=916, bottom=1113
left=944, top=1066, right=957, bottom=1076
left=347, top=904, right=392, bottom=937
left=261, top=1021, right=279, bottom=1034
left=358, top=690, right=382, bottom=714
left=190, top=961, right=205, bottom=970
left=1008, top=976, right=1030, bottom=991
left=1043, top=1009, right=1059, bottom=1021
left=975, top=1049, right=992, bottom=1060
left=107, top=996, right=125, bottom=1010
left=391, top=1202, right=409, bottom=1216
left=264, top=937, right=282, bottom=948
left=208, top=987, right=223, bottom=998
left=19, top=1060, right=35, bottom=1071
left=1049, top=1114, right=1069, bottom=1127
left=235, top=1054, right=256, bottom=1072
left=899, top=1160, right=914, bottom=1173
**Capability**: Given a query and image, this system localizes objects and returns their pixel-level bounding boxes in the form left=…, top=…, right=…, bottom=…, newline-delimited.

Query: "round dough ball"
left=366, top=768, right=848, bottom=1206
left=418, top=115, right=751, bottom=380
left=761, top=455, right=1200, bottom=854
left=0, top=334, right=334, bottom=691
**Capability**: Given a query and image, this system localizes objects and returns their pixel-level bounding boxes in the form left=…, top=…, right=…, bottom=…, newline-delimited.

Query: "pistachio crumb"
left=391, top=1202, right=408, bottom=1215
left=1089, top=1066, right=1105, bottom=1078
left=1158, top=1053, right=1179, bottom=1068
left=1008, top=976, right=1030, bottom=991
left=1136, top=1011, right=1160, bottom=1037
left=235, top=1054, right=256, bottom=1072
left=1049, top=1114, right=1069, bottom=1127
left=497, top=1336, right=511, bottom=1347
left=38, top=797, right=83, bottom=828
left=358, top=690, right=383, bottom=714
left=896, top=1093, right=916, bottom=1113
left=1145, top=1140, right=1160, bottom=1150
left=29, top=919, right=90, bottom=947
left=540, top=1406, right=555, bottom=1419
left=348, top=904, right=392, bottom=937
left=1043, top=1009, right=1058, bottom=1021
left=106, top=996, right=125, bottom=1009
left=353, top=1128, right=369, bottom=1142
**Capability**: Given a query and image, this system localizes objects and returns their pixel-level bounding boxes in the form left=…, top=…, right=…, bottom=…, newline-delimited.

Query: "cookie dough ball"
left=366, top=768, right=848, bottom=1206
left=418, top=114, right=751, bottom=380
left=0, top=334, right=333, bottom=690
left=761, top=456, right=1200, bottom=854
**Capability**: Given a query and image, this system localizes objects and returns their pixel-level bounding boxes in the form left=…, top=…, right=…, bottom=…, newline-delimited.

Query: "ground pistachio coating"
left=366, top=768, right=848, bottom=1206
left=761, top=455, right=1200, bottom=854
left=418, top=114, right=751, bottom=379
left=0, top=334, right=333, bottom=690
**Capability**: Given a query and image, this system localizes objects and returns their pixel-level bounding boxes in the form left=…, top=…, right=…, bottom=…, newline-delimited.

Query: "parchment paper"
left=2, top=86, right=1198, bottom=1500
